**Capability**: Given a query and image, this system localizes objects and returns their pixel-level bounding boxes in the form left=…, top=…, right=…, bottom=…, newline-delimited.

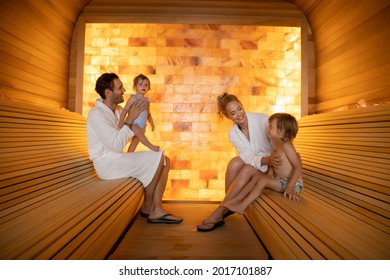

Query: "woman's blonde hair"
left=217, top=92, right=242, bottom=119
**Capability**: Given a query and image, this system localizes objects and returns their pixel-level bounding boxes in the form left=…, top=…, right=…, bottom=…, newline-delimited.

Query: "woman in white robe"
left=197, top=93, right=275, bottom=231
left=226, top=111, right=273, bottom=185
left=87, top=73, right=182, bottom=224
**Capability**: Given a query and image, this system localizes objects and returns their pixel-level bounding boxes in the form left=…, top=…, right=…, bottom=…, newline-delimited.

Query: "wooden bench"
left=245, top=104, right=390, bottom=259
left=0, top=99, right=144, bottom=259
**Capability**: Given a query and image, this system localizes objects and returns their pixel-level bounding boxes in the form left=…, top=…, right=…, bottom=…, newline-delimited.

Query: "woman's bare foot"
left=197, top=220, right=225, bottom=232
left=196, top=205, right=225, bottom=231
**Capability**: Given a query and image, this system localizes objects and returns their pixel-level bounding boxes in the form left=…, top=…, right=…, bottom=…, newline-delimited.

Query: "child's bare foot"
left=149, top=145, right=160, bottom=152
left=222, top=201, right=245, bottom=215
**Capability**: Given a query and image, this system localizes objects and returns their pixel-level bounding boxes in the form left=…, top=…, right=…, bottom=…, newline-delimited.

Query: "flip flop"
left=140, top=211, right=149, bottom=218
left=147, top=213, right=183, bottom=224
left=197, top=220, right=225, bottom=232
left=223, top=210, right=235, bottom=219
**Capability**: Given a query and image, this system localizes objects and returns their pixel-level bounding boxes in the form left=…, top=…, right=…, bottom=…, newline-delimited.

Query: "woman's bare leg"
left=223, top=172, right=262, bottom=203
left=225, top=156, right=245, bottom=193
left=197, top=165, right=260, bottom=230
left=196, top=204, right=227, bottom=230
left=224, top=165, right=260, bottom=200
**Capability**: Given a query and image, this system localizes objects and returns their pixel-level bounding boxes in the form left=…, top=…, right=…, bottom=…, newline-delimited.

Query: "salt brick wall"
left=83, top=23, right=301, bottom=201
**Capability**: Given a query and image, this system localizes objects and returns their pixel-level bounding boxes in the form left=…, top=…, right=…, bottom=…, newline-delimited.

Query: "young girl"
left=222, top=113, right=303, bottom=214
left=119, top=74, right=159, bottom=152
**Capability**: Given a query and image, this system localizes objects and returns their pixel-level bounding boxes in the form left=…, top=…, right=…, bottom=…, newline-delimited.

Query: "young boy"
left=119, top=74, right=159, bottom=152
left=222, top=113, right=303, bottom=214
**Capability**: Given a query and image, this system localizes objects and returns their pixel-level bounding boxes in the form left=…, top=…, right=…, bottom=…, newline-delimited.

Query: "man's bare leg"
left=143, top=155, right=182, bottom=222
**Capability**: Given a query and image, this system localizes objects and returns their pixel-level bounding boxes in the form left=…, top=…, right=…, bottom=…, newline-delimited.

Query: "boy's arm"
left=282, top=141, right=302, bottom=201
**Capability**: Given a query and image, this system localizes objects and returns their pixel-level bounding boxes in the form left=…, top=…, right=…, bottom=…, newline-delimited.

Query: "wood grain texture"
left=0, top=99, right=144, bottom=260
left=109, top=202, right=269, bottom=260
left=246, top=104, right=390, bottom=259
left=1, top=0, right=389, bottom=113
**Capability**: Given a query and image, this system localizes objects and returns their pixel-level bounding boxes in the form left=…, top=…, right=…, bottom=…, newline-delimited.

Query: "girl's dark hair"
left=217, top=92, right=242, bottom=119
left=95, top=73, right=119, bottom=99
left=269, top=113, right=299, bottom=142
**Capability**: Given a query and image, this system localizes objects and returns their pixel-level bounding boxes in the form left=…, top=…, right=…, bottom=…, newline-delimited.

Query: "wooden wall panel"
left=1, top=0, right=389, bottom=113
left=290, top=0, right=390, bottom=112
left=70, top=0, right=311, bottom=114
left=0, top=0, right=91, bottom=109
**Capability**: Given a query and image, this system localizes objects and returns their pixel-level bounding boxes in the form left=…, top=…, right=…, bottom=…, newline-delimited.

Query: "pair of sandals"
left=196, top=210, right=234, bottom=232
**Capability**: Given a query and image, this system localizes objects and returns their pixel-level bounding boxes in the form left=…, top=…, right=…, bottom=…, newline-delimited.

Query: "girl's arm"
left=119, top=96, right=135, bottom=128
left=282, top=141, right=302, bottom=200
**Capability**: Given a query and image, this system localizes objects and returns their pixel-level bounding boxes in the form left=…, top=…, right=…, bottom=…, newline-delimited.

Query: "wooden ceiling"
left=1, top=0, right=388, bottom=111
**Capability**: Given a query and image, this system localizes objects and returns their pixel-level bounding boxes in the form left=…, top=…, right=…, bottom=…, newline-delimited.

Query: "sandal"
left=223, top=210, right=235, bottom=219
left=197, top=220, right=225, bottom=232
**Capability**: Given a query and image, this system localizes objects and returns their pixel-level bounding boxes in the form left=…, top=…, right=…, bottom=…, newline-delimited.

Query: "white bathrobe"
left=86, top=98, right=163, bottom=186
left=228, top=112, right=272, bottom=173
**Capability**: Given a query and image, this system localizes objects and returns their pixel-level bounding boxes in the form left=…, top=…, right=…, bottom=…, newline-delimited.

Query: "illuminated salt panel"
left=83, top=23, right=301, bottom=201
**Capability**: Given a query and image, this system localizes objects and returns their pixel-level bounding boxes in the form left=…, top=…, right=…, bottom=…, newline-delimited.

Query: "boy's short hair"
left=269, top=113, right=298, bottom=142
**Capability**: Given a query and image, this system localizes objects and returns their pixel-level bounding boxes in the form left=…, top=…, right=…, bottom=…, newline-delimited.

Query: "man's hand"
left=125, top=99, right=147, bottom=126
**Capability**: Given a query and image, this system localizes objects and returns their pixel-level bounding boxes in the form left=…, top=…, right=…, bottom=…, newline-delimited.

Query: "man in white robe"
left=87, top=73, right=182, bottom=224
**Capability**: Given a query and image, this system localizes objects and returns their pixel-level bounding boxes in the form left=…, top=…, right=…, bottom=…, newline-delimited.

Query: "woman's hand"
left=271, top=151, right=282, bottom=167
left=125, top=99, right=147, bottom=126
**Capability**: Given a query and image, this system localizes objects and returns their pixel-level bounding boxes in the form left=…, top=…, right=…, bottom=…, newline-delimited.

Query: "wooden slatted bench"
left=0, top=99, right=144, bottom=259
left=245, top=104, right=390, bottom=259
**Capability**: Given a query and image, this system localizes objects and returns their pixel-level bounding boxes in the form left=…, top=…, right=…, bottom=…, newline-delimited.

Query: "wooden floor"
left=109, top=202, right=269, bottom=260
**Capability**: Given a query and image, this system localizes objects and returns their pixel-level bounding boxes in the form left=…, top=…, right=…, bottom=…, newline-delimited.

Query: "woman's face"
left=225, top=101, right=247, bottom=125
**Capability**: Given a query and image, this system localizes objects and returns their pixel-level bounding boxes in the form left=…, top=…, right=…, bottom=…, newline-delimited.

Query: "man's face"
left=109, top=78, right=126, bottom=104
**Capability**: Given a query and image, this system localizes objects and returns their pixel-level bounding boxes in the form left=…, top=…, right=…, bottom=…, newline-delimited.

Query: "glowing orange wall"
left=83, top=23, right=301, bottom=201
